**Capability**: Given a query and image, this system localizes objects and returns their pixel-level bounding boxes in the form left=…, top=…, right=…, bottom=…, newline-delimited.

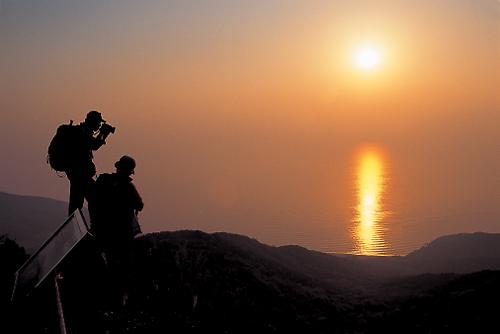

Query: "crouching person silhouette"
left=90, top=155, right=144, bottom=307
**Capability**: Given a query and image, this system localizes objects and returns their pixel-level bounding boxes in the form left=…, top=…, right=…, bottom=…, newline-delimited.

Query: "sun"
left=354, top=45, right=383, bottom=71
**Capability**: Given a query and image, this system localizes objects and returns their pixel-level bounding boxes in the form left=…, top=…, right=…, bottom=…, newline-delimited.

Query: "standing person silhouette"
left=91, top=155, right=144, bottom=307
left=65, top=110, right=114, bottom=215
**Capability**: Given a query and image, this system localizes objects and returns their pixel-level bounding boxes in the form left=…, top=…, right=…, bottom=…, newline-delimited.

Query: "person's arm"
left=129, top=183, right=144, bottom=212
left=89, top=136, right=106, bottom=151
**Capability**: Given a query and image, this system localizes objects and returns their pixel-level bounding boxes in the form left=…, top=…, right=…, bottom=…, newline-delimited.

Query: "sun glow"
left=354, top=45, right=383, bottom=70
left=353, top=148, right=387, bottom=255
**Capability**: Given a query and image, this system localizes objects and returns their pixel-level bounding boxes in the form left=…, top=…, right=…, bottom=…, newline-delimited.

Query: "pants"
left=66, top=169, right=95, bottom=215
left=99, top=236, right=135, bottom=306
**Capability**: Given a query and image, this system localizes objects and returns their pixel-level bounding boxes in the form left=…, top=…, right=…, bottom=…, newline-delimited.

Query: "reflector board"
left=11, top=209, right=90, bottom=301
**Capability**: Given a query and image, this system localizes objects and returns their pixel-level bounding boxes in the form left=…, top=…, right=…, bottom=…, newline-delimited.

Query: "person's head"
left=84, top=110, right=103, bottom=131
left=115, top=155, right=136, bottom=176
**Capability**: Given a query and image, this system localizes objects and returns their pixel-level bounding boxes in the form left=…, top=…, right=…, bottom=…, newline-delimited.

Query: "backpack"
left=47, top=121, right=79, bottom=171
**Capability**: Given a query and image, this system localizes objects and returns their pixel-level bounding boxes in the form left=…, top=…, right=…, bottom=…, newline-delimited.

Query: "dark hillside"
left=4, top=230, right=500, bottom=333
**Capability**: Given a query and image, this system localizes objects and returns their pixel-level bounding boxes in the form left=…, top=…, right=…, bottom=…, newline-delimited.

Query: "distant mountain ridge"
left=0, top=191, right=67, bottom=251
left=403, top=232, right=500, bottom=274
left=408, top=232, right=500, bottom=259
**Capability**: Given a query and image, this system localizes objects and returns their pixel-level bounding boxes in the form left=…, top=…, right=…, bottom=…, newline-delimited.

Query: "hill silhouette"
left=0, top=192, right=67, bottom=251
left=3, top=229, right=500, bottom=333
left=404, top=232, right=500, bottom=273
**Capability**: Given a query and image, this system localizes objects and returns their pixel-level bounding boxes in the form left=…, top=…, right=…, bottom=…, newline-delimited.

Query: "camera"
left=100, top=122, right=115, bottom=135
left=99, top=121, right=116, bottom=136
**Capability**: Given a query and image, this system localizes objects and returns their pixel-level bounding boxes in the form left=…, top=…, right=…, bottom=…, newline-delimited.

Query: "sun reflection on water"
left=352, top=148, right=388, bottom=255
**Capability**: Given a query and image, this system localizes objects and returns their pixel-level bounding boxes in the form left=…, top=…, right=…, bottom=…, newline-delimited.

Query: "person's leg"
left=66, top=171, right=85, bottom=215
left=104, top=238, right=134, bottom=307
left=103, top=243, right=126, bottom=308
left=67, top=171, right=95, bottom=216
left=83, top=175, right=96, bottom=208
left=121, top=239, right=135, bottom=306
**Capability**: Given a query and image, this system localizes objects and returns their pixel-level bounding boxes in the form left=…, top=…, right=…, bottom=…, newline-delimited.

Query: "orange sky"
left=1, top=0, right=499, bottom=254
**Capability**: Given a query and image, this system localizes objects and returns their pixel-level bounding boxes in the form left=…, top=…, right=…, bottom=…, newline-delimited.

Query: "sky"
left=1, top=0, right=499, bottom=254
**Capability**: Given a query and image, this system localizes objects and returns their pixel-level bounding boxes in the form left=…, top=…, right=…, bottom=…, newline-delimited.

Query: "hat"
left=115, top=155, right=136, bottom=172
left=86, top=110, right=103, bottom=123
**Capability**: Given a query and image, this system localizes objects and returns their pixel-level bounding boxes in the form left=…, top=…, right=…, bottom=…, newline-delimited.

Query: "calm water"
left=259, top=147, right=422, bottom=256
left=248, top=144, right=495, bottom=256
